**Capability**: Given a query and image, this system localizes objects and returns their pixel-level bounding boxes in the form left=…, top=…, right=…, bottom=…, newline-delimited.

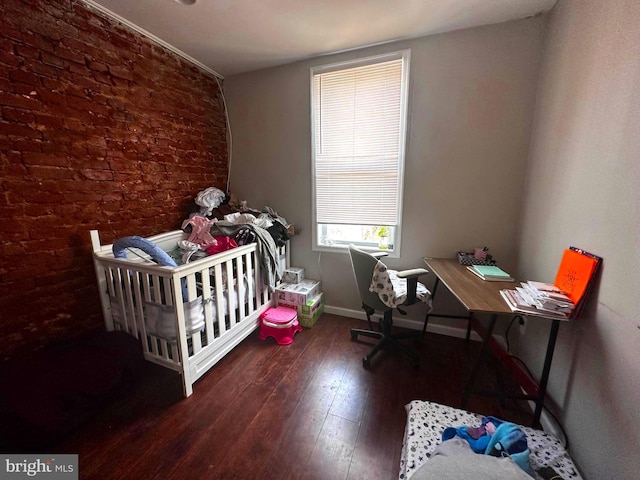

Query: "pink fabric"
left=205, top=236, right=238, bottom=255
left=181, top=216, right=218, bottom=248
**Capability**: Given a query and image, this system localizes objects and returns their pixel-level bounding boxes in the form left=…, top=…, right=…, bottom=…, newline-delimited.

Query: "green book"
left=471, top=265, right=512, bottom=278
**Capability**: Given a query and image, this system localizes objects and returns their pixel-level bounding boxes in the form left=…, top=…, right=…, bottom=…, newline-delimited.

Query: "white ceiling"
left=85, top=0, right=557, bottom=78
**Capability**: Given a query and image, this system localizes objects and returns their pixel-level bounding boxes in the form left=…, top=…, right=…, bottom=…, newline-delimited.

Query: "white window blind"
left=312, top=54, right=407, bottom=227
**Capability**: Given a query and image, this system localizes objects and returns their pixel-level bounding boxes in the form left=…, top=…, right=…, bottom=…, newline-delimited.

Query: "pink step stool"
left=259, top=306, right=302, bottom=345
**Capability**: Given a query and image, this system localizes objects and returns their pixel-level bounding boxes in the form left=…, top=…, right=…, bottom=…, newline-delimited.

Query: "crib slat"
left=214, top=263, right=226, bottom=336
left=225, top=259, right=236, bottom=329
left=106, top=267, right=124, bottom=331
left=149, top=334, right=160, bottom=356
left=139, top=274, right=152, bottom=355
left=159, top=338, right=169, bottom=359
left=141, top=273, right=152, bottom=302
left=152, top=273, right=162, bottom=305
left=104, top=267, right=118, bottom=330
left=112, top=268, right=132, bottom=334
left=105, top=267, right=116, bottom=298
left=186, top=274, right=197, bottom=301
left=244, top=251, right=255, bottom=315
left=235, top=255, right=246, bottom=320
left=254, top=251, right=264, bottom=308
left=171, top=275, right=193, bottom=397
left=123, top=269, right=138, bottom=337
left=162, top=275, right=174, bottom=307
left=131, top=272, right=145, bottom=340
left=186, top=273, right=202, bottom=354
left=201, top=266, right=214, bottom=345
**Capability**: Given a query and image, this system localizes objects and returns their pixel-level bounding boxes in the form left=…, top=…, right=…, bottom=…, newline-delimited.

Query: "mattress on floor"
left=399, top=400, right=582, bottom=480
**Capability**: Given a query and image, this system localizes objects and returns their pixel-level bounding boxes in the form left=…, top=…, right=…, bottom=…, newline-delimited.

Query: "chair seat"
left=369, top=263, right=431, bottom=308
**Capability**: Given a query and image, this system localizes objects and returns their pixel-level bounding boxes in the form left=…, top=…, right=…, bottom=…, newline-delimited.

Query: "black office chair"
left=348, top=245, right=430, bottom=368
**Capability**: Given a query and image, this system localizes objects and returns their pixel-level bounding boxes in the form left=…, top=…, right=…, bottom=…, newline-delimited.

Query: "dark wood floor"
left=49, top=314, right=532, bottom=480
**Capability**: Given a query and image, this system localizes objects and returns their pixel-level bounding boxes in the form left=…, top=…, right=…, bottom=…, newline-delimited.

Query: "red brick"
left=55, top=46, right=85, bottom=65
left=0, top=49, right=22, bottom=68
left=26, top=165, right=75, bottom=180
left=2, top=121, right=43, bottom=138
left=87, top=59, right=108, bottom=73
left=67, top=62, right=92, bottom=77
left=0, top=92, right=42, bottom=110
left=22, top=151, right=69, bottom=167
left=0, top=23, right=37, bottom=46
left=40, top=51, right=65, bottom=69
left=2, top=106, right=35, bottom=123
left=37, top=88, right=67, bottom=106
left=31, top=61, right=59, bottom=78
left=0, top=0, right=228, bottom=359
left=34, top=113, right=65, bottom=128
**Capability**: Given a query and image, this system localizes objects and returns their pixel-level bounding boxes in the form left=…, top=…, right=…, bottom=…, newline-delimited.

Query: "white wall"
left=516, top=0, right=640, bottom=478
left=225, top=17, right=545, bottom=329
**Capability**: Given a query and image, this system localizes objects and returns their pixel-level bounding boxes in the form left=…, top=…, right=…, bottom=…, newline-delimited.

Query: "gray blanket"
left=211, top=222, right=282, bottom=292
left=411, top=438, right=533, bottom=480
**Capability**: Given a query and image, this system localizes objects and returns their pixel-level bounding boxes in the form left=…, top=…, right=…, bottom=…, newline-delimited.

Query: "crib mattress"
left=399, top=400, right=582, bottom=480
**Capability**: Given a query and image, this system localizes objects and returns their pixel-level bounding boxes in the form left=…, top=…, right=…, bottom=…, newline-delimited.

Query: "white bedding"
left=399, top=400, right=582, bottom=480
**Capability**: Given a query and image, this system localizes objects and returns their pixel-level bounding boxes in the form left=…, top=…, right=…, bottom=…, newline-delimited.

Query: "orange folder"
left=553, top=248, right=600, bottom=306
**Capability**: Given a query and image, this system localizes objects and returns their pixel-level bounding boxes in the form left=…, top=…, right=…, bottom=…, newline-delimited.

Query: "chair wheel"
left=362, top=357, right=370, bottom=368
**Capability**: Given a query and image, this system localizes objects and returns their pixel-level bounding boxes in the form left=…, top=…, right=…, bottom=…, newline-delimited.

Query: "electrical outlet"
left=519, top=317, right=526, bottom=335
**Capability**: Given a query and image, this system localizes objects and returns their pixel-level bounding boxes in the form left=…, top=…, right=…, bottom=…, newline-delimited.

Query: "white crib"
left=90, top=229, right=289, bottom=397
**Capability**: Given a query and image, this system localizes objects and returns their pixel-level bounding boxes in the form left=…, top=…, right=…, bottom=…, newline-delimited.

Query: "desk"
left=423, top=258, right=562, bottom=427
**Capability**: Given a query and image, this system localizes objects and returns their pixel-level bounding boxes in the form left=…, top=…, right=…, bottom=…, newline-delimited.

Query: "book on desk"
left=466, top=264, right=515, bottom=282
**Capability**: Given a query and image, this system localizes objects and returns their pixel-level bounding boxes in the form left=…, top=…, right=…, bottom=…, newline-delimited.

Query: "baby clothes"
left=181, top=215, right=218, bottom=249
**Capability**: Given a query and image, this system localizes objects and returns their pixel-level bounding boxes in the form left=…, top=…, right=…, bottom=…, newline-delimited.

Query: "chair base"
left=350, top=311, right=420, bottom=368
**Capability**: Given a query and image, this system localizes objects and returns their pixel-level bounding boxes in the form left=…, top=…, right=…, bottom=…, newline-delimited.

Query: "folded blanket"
left=442, top=416, right=534, bottom=477
left=411, top=438, right=532, bottom=480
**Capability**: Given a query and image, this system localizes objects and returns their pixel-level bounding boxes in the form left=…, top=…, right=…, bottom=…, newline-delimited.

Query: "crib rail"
left=91, top=230, right=288, bottom=396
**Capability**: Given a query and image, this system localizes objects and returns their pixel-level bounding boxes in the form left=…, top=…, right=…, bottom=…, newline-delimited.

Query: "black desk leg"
left=533, top=319, right=560, bottom=426
left=462, top=313, right=498, bottom=408
left=422, top=277, right=441, bottom=338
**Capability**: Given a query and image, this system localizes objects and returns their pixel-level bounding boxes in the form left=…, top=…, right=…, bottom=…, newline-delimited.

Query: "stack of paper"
left=518, top=281, right=574, bottom=314
left=500, top=281, right=574, bottom=319
left=466, top=265, right=514, bottom=282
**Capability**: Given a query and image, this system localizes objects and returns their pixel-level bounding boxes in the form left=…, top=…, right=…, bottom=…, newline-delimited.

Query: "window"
left=311, top=50, right=410, bottom=255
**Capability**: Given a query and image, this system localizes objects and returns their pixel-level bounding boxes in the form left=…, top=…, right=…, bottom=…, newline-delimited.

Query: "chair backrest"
left=348, top=245, right=389, bottom=312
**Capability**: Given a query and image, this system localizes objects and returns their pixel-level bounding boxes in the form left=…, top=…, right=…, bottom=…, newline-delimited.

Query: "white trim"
left=80, top=0, right=223, bottom=79
left=311, top=49, right=410, bottom=75
left=394, top=49, right=410, bottom=257
left=323, top=304, right=482, bottom=342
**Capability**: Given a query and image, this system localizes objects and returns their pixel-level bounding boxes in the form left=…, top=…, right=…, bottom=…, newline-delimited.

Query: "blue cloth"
left=442, top=416, right=534, bottom=477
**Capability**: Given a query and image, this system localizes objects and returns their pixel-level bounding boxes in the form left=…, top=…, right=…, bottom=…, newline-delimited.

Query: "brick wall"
left=0, top=0, right=229, bottom=358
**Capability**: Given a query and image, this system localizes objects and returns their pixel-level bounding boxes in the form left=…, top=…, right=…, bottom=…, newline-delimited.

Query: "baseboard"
left=324, top=305, right=482, bottom=341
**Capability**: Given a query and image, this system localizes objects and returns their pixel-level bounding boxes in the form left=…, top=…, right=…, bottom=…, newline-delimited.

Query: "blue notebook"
left=471, top=265, right=512, bottom=278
